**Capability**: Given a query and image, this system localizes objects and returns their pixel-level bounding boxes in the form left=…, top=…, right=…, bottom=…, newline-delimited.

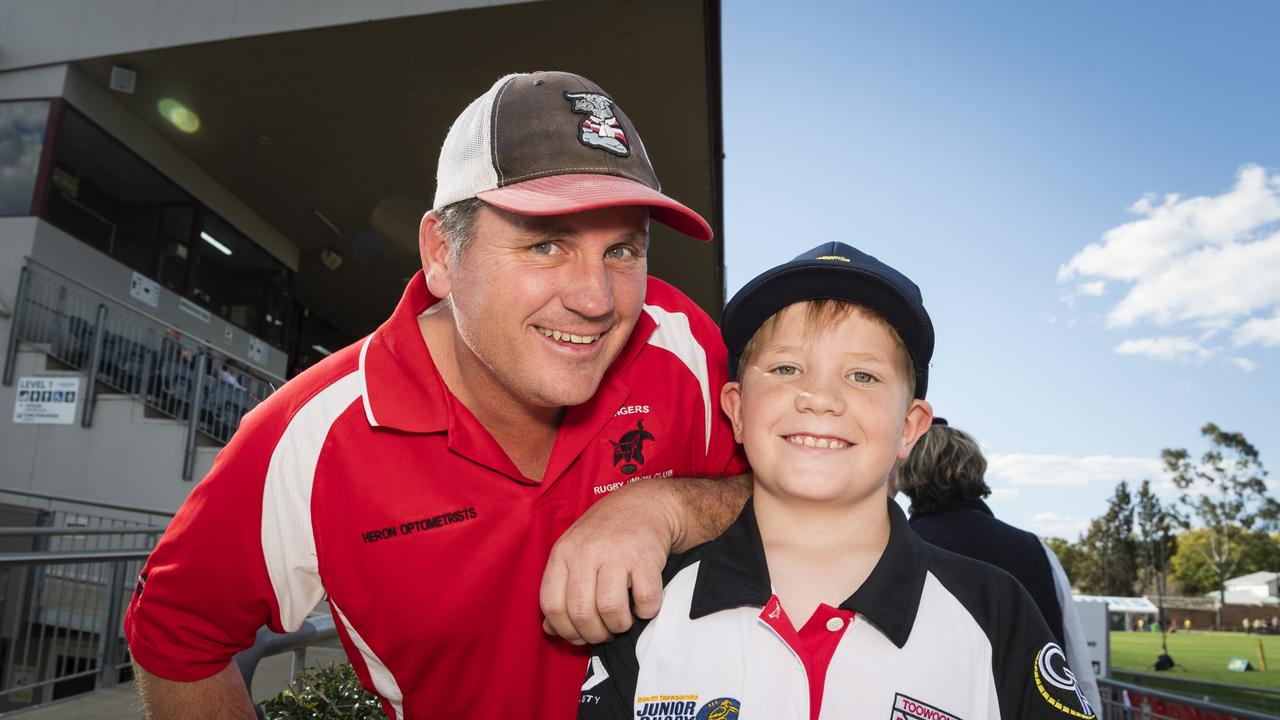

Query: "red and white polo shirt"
left=123, top=272, right=747, bottom=720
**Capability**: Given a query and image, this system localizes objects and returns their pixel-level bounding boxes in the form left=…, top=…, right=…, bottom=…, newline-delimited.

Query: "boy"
left=578, top=242, right=1097, bottom=720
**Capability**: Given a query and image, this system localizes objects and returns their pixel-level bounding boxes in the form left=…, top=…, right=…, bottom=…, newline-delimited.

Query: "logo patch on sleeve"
left=891, top=693, right=960, bottom=720
left=1033, top=642, right=1096, bottom=718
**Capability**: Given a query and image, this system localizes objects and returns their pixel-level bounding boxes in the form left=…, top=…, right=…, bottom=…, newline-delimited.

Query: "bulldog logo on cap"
left=564, top=92, right=630, bottom=157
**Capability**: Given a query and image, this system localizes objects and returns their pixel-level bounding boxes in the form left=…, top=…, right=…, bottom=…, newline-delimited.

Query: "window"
left=43, top=106, right=197, bottom=279
left=193, top=213, right=294, bottom=348
left=0, top=100, right=51, bottom=216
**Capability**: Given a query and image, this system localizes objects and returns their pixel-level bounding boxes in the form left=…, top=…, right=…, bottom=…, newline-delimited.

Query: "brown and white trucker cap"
left=432, top=71, right=713, bottom=241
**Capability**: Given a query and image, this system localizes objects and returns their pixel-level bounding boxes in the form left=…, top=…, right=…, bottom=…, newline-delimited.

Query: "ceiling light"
left=311, top=345, right=333, bottom=356
left=255, top=135, right=274, bottom=147
left=319, top=247, right=343, bottom=271
left=200, top=231, right=232, bottom=256
left=158, top=98, right=200, bottom=133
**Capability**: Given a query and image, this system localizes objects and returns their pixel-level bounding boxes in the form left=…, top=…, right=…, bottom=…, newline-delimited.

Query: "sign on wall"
left=13, top=376, right=80, bottom=425
left=129, top=272, right=160, bottom=308
left=179, top=298, right=211, bottom=323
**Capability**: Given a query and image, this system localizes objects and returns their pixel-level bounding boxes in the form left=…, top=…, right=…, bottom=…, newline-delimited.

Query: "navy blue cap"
left=722, top=241, right=934, bottom=399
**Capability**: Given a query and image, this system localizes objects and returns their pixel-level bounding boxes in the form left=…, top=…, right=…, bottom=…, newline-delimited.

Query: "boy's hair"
left=735, top=299, right=916, bottom=398
left=897, top=425, right=991, bottom=514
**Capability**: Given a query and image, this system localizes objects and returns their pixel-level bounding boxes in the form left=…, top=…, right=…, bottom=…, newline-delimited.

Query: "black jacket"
left=909, top=498, right=1065, bottom=647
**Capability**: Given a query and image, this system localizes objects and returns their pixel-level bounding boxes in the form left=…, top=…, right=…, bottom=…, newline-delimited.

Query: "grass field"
left=1109, top=631, right=1280, bottom=714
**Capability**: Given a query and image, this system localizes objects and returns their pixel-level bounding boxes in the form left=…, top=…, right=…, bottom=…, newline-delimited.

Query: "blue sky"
left=720, top=1, right=1280, bottom=539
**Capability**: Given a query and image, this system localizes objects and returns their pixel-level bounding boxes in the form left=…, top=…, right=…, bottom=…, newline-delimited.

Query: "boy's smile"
left=721, top=302, right=932, bottom=507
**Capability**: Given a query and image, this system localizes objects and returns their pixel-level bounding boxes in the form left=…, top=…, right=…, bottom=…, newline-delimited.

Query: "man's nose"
left=794, top=377, right=846, bottom=415
left=561, top=256, right=614, bottom=318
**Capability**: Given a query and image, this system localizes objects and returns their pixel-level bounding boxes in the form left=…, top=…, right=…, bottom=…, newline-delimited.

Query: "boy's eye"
left=850, top=371, right=877, bottom=384
left=771, top=365, right=800, bottom=377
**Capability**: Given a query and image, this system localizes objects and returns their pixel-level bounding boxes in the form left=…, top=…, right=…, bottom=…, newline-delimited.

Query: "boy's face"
left=720, top=302, right=932, bottom=507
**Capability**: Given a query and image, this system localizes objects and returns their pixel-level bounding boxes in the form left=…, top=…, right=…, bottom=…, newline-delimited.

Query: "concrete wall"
left=27, top=218, right=289, bottom=377
left=0, top=0, right=534, bottom=72
left=0, top=347, right=216, bottom=513
left=0, top=217, right=39, bottom=367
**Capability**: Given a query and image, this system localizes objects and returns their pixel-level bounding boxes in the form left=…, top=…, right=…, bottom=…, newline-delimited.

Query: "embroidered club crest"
left=610, top=419, right=654, bottom=474
left=564, top=91, right=630, bottom=156
left=891, top=693, right=960, bottom=720
left=1033, top=642, right=1096, bottom=718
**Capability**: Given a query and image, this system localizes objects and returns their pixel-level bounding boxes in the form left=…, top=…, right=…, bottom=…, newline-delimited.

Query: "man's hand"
left=540, top=473, right=750, bottom=645
left=134, top=660, right=256, bottom=719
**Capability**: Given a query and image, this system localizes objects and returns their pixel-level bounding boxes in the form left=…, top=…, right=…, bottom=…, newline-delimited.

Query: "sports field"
left=1109, top=631, right=1280, bottom=714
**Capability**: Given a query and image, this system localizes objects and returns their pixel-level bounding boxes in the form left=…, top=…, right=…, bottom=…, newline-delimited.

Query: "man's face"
left=441, top=204, right=649, bottom=409
left=721, top=303, right=931, bottom=507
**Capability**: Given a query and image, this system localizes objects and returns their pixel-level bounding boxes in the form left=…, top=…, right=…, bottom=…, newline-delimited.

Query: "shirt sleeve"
left=647, top=279, right=748, bottom=479
left=123, top=400, right=299, bottom=681
left=577, top=626, right=642, bottom=719
left=992, top=573, right=1098, bottom=720
left=1040, top=539, right=1102, bottom=715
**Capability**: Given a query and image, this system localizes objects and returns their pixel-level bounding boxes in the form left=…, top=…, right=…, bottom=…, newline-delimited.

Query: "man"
left=897, top=419, right=1102, bottom=714
left=124, top=72, right=749, bottom=719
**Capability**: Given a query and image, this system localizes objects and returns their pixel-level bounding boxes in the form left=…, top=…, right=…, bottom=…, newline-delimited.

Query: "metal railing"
left=0, top=487, right=170, bottom=715
left=1097, top=677, right=1279, bottom=719
left=3, top=260, right=285, bottom=476
left=235, top=611, right=341, bottom=718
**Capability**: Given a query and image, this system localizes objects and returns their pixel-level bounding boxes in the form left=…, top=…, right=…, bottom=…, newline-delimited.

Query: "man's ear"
left=420, top=211, right=452, bottom=299
left=897, top=399, right=934, bottom=460
left=720, top=381, right=745, bottom=444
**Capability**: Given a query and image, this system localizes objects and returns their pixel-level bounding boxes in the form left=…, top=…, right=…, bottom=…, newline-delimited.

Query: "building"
left=0, top=0, right=727, bottom=710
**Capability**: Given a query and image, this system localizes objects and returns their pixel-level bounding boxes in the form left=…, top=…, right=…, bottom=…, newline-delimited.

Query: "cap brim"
left=477, top=174, right=713, bottom=241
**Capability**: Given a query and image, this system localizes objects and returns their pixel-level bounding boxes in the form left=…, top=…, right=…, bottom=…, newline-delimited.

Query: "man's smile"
left=536, top=326, right=605, bottom=345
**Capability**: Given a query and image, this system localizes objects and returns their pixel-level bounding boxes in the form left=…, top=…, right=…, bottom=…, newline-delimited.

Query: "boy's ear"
left=420, top=210, right=453, bottom=299
left=897, top=399, right=934, bottom=460
left=719, top=381, right=745, bottom=444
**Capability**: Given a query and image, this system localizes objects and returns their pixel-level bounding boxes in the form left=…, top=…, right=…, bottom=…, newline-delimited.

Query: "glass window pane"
left=0, top=100, right=51, bottom=216
left=43, top=107, right=195, bottom=276
left=193, top=213, right=294, bottom=348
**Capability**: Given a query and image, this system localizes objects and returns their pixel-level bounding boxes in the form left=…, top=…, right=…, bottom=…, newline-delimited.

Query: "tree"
left=1044, top=536, right=1085, bottom=588
left=1164, top=423, right=1279, bottom=628
left=1077, top=481, right=1138, bottom=595
left=1170, top=527, right=1279, bottom=594
left=1134, top=480, right=1176, bottom=653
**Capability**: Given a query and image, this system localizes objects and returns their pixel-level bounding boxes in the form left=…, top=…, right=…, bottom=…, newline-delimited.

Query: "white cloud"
left=1028, top=512, right=1090, bottom=540
left=1114, top=336, right=1213, bottom=363
left=987, top=453, right=1165, bottom=488
left=1233, top=310, right=1280, bottom=347
left=1058, top=165, right=1280, bottom=366
left=1229, top=357, right=1258, bottom=372
left=1077, top=281, right=1106, bottom=297
left=989, top=487, right=1019, bottom=499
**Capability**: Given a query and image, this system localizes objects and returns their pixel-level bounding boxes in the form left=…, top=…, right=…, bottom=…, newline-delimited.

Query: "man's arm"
left=540, top=473, right=750, bottom=645
left=134, top=661, right=256, bottom=720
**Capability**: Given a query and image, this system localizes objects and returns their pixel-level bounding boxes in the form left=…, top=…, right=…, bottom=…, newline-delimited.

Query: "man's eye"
left=531, top=242, right=556, bottom=255
left=771, top=365, right=800, bottom=377
left=851, top=371, right=877, bottom=384
left=605, top=246, right=640, bottom=260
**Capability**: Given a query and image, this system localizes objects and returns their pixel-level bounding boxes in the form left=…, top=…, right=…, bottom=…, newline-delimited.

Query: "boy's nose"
left=794, top=381, right=845, bottom=415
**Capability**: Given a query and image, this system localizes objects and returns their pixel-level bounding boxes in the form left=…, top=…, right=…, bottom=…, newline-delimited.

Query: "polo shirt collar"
left=690, top=497, right=928, bottom=649
left=358, top=272, right=450, bottom=433
left=358, top=271, right=658, bottom=436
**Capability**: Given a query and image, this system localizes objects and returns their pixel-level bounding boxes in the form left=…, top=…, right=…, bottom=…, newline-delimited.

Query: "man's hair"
left=735, top=299, right=916, bottom=398
left=435, top=197, right=485, bottom=265
left=897, top=425, right=991, bottom=513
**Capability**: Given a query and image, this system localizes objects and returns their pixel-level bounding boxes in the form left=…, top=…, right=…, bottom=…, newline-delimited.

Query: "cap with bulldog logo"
left=433, top=71, right=712, bottom=241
